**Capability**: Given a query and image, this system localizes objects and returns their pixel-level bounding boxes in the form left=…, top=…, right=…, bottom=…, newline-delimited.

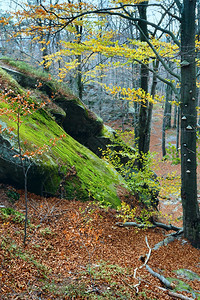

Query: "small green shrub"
left=0, top=207, right=26, bottom=223
left=6, top=189, right=20, bottom=203
left=101, top=132, right=160, bottom=208
left=40, top=227, right=55, bottom=237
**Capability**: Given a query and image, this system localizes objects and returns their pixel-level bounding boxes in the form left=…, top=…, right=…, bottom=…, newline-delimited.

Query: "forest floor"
left=0, top=109, right=200, bottom=299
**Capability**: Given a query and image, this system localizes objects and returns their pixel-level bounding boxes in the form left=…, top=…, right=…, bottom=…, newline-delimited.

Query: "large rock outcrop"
left=0, top=62, right=129, bottom=207
left=0, top=58, right=115, bottom=156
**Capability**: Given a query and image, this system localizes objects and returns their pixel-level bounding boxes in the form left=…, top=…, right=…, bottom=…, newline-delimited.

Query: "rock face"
left=0, top=59, right=114, bottom=156
left=0, top=60, right=129, bottom=207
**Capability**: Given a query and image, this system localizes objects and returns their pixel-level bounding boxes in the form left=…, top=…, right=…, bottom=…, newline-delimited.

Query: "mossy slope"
left=0, top=58, right=115, bottom=156
left=0, top=67, right=127, bottom=207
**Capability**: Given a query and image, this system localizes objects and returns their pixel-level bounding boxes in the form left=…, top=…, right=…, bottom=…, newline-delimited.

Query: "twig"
left=133, top=236, right=152, bottom=293
left=120, top=278, right=135, bottom=291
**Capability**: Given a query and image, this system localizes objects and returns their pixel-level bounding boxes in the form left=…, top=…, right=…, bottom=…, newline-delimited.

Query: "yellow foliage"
left=159, top=172, right=181, bottom=200
left=101, top=84, right=164, bottom=105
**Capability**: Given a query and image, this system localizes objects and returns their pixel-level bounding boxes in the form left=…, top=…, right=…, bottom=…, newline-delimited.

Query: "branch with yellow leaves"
left=39, top=1, right=181, bottom=47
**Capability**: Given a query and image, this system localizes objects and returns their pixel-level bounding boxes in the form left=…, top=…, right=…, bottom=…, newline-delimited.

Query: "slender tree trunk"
left=162, top=115, right=166, bottom=157
left=137, top=1, right=149, bottom=159
left=75, top=1, right=83, bottom=100
left=165, top=84, right=172, bottom=129
left=173, top=104, right=177, bottom=128
left=162, top=85, right=172, bottom=157
left=145, top=60, right=159, bottom=152
left=196, top=0, right=200, bottom=127
left=77, top=54, right=83, bottom=100
left=180, top=0, right=200, bottom=248
left=176, top=106, right=180, bottom=152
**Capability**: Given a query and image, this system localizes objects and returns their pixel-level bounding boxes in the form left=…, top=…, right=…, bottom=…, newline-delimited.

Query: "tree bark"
left=173, top=104, right=177, bottom=128
left=176, top=106, right=180, bottom=152
left=137, top=1, right=149, bottom=159
left=165, top=84, right=172, bottom=129
left=180, top=0, right=200, bottom=248
left=145, top=60, right=159, bottom=152
left=162, top=115, right=166, bottom=157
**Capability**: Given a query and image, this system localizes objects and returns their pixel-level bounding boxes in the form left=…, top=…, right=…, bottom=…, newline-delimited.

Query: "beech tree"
left=180, top=0, right=200, bottom=248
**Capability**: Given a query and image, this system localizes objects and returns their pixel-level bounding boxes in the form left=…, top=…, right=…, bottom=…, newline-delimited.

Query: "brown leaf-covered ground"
left=0, top=186, right=199, bottom=300
left=0, top=111, right=200, bottom=299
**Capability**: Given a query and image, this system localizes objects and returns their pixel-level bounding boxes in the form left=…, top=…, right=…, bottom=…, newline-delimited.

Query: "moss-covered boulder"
left=0, top=58, right=114, bottom=156
left=0, top=67, right=128, bottom=208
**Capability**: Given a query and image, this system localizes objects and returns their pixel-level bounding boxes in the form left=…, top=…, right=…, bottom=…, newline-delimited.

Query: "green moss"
left=0, top=57, right=49, bottom=80
left=0, top=92, right=127, bottom=208
left=0, top=57, right=75, bottom=100
left=0, top=60, right=130, bottom=207
left=100, top=125, right=115, bottom=138
left=0, top=67, right=22, bottom=93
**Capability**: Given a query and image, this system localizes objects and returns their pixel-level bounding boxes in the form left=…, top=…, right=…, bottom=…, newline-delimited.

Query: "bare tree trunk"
left=173, top=104, right=177, bottom=128
left=180, top=0, right=200, bottom=248
left=77, top=54, right=83, bottom=100
left=162, top=114, right=166, bottom=157
left=145, top=60, right=159, bottom=152
left=165, top=84, right=172, bottom=129
left=176, top=106, right=180, bottom=152
left=137, top=1, right=149, bottom=162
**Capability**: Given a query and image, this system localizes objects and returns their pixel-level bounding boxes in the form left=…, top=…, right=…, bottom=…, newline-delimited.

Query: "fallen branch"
left=116, top=221, right=183, bottom=234
left=145, top=264, right=173, bottom=289
left=140, top=278, right=195, bottom=300
left=153, top=235, right=176, bottom=250
left=116, top=222, right=156, bottom=228
left=155, top=286, right=195, bottom=300
left=133, top=236, right=152, bottom=293
left=168, top=291, right=194, bottom=300
left=152, top=221, right=182, bottom=232
left=171, top=229, right=184, bottom=236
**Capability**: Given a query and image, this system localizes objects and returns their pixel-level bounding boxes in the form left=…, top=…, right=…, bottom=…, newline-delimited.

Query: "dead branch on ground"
left=145, top=264, right=173, bottom=289
left=116, top=221, right=183, bottom=234
left=133, top=236, right=151, bottom=293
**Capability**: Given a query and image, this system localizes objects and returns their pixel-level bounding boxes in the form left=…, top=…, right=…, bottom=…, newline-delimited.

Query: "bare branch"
left=152, top=221, right=182, bottom=232
left=146, top=264, right=173, bottom=289
left=133, top=236, right=152, bottom=293
left=116, top=221, right=156, bottom=228
left=174, top=0, right=183, bottom=14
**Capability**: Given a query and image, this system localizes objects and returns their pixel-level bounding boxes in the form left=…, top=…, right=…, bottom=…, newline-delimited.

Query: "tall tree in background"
left=137, top=1, right=150, bottom=157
